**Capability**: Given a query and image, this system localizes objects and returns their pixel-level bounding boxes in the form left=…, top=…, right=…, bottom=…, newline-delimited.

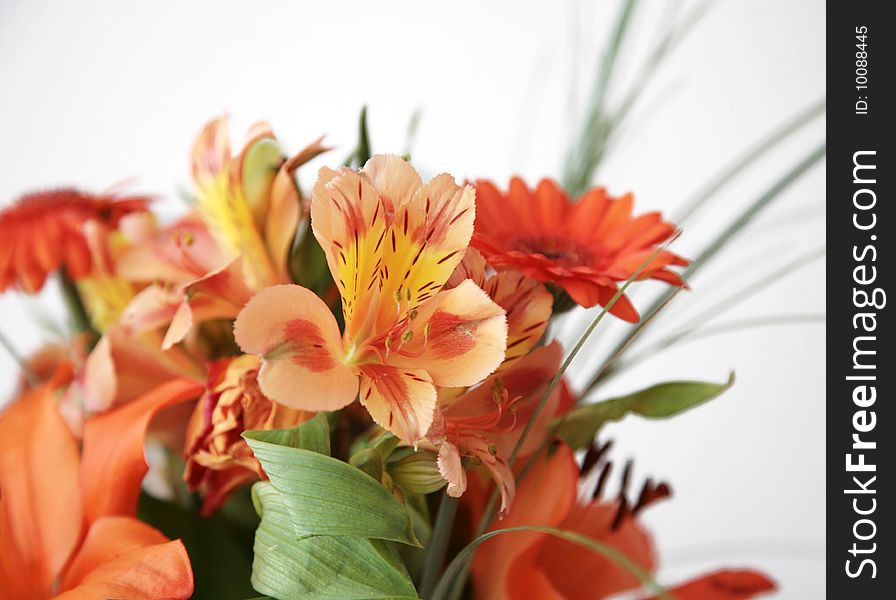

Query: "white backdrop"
left=0, top=0, right=825, bottom=597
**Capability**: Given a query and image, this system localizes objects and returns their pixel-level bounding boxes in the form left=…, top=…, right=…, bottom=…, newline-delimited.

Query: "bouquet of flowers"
left=0, top=8, right=824, bottom=597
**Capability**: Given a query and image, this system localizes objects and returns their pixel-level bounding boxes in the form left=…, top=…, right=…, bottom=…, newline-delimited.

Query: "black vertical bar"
left=827, top=2, right=893, bottom=597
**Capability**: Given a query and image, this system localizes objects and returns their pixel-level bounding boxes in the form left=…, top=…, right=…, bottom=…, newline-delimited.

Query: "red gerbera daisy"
left=0, top=189, right=149, bottom=293
left=472, top=177, right=688, bottom=321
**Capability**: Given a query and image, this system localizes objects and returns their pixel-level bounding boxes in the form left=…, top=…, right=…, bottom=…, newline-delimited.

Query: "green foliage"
left=243, top=414, right=420, bottom=599
left=556, top=373, right=735, bottom=449
left=138, top=492, right=257, bottom=600
left=250, top=483, right=418, bottom=600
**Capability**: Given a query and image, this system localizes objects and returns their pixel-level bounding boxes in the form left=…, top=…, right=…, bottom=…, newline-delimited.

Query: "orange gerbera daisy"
left=472, top=178, right=688, bottom=321
left=0, top=189, right=149, bottom=293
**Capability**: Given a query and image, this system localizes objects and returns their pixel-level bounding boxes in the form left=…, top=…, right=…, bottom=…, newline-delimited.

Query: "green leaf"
left=556, top=373, right=735, bottom=449
left=243, top=421, right=420, bottom=546
left=250, top=483, right=418, bottom=600
left=244, top=412, right=331, bottom=455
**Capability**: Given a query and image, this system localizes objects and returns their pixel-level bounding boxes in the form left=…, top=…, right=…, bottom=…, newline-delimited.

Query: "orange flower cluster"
left=0, top=116, right=774, bottom=600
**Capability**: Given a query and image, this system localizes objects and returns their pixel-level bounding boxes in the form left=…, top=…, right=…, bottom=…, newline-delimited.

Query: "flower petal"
left=472, top=442, right=579, bottom=600
left=0, top=382, right=82, bottom=598
left=535, top=500, right=656, bottom=599
left=362, top=154, right=423, bottom=211
left=484, top=270, right=551, bottom=365
left=359, top=364, right=436, bottom=443
left=234, top=284, right=358, bottom=411
left=437, top=440, right=466, bottom=498
left=311, top=165, right=391, bottom=340
left=390, top=279, right=507, bottom=388
left=57, top=518, right=193, bottom=600
left=648, top=570, right=777, bottom=600
left=375, top=173, right=476, bottom=331
left=80, top=379, right=204, bottom=524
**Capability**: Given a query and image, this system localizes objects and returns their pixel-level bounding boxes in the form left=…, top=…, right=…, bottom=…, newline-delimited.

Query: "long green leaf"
left=250, top=482, right=418, bottom=600
left=244, top=430, right=420, bottom=546
left=584, top=142, right=826, bottom=395
left=675, top=99, right=825, bottom=224
left=556, top=373, right=735, bottom=450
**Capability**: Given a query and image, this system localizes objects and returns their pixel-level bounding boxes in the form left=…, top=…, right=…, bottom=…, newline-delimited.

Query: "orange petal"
left=389, top=279, right=507, bottom=388
left=535, top=501, right=656, bottom=599
left=80, top=379, right=203, bottom=524
left=359, top=364, right=436, bottom=443
left=437, top=440, right=466, bottom=498
left=56, top=518, right=193, bottom=600
left=311, top=165, right=390, bottom=340
left=648, top=569, right=777, bottom=600
left=484, top=270, right=551, bottom=365
left=363, top=154, right=423, bottom=210
left=472, top=443, right=579, bottom=600
left=499, top=547, right=565, bottom=600
left=375, top=172, right=476, bottom=331
left=191, top=116, right=231, bottom=182
left=234, top=284, right=358, bottom=411
left=0, top=383, right=82, bottom=598
left=265, top=137, right=329, bottom=280
left=446, top=247, right=489, bottom=289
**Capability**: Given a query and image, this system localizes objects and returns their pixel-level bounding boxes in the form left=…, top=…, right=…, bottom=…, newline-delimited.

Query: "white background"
left=0, top=0, right=825, bottom=597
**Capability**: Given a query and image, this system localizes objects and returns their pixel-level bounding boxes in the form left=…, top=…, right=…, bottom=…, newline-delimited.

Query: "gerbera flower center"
left=511, top=235, right=594, bottom=267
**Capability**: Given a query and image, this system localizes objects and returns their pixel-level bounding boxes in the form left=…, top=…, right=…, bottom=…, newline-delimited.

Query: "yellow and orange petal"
left=238, top=156, right=506, bottom=443
left=0, top=189, right=149, bottom=293
left=472, top=177, right=687, bottom=321
left=448, top=248, right=552, bottom=366
left=311, top=155, right=476, bottom=339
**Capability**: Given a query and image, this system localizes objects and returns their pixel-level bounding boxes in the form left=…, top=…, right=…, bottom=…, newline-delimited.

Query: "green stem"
left=419, top=494, right=458, bottom=598
left=59, top=271, right=97, bottom=340
left=583, top=142, right=826, bottom=396
left=441, top=235, right=682, bottom=600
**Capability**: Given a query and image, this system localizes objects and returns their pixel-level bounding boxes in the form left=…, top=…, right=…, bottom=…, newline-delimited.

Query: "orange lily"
left=235, top=155, right=508, bottom=443
left=0, top=372, right=201, bottom=599
left=471, top=442, right=775, bottom=600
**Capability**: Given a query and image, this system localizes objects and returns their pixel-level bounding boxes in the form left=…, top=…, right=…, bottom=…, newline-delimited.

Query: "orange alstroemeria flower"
left=184, top=354, right=311, bottom=515
left=0, top=373, right=201, bottom=599
left=429, top=342, right=573, bottom=515
left=472, top=178, right=687, bottom=321
left=119, top=118, right=326, bottom=349
left=0, top=189, right=149, bottom=293
left=235, top=155, right=508, bottom=443
left=446, top=248, right=552, bottom=367
left=471, top=442, right=775, bottom=600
